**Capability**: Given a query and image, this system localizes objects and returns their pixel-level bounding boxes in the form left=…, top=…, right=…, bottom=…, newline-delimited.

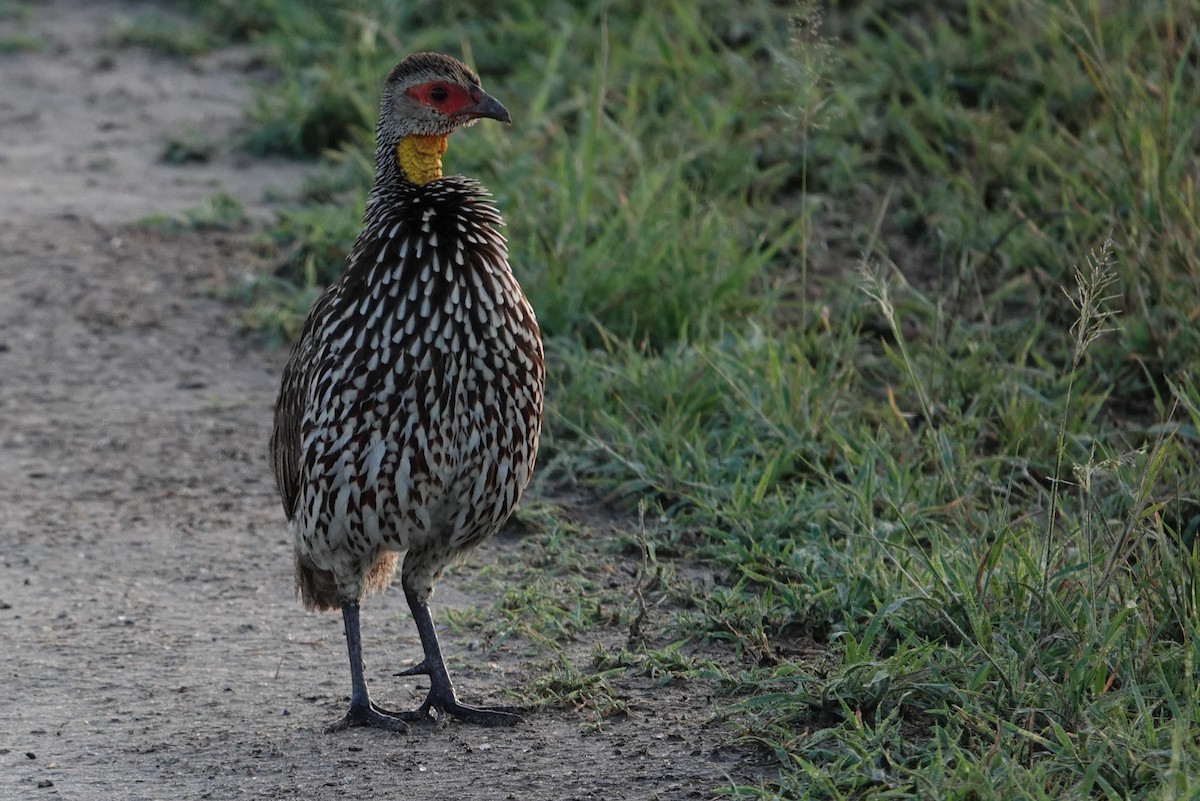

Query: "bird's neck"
left=395, top=134, right=448, bottom=185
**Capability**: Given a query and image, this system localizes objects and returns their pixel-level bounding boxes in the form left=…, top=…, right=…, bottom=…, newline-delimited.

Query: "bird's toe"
left=327, top=702, right=412, bottom=733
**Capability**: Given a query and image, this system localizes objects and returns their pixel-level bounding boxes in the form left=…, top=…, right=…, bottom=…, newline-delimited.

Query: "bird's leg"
left=326, top=600, right=410, bottom=733
left=396, top=585, right=523, bottom=727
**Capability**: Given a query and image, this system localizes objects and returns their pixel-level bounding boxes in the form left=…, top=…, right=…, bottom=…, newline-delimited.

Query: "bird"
left=269, top=52, right=545, bottom=732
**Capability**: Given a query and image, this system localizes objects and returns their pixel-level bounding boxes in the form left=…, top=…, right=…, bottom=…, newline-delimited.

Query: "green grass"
left=136, top=192, right=250, bottom=232
left=106, top=10, right=217, bottom=57
left=155, top=0, right=1200, bottom=796
left=0, top=0, right=31, bottom=24
left=0, top=0, right=44, bottom=52
left=0, top=31, right=48, bottom=53
left=159, top=129, right=218, bottom=164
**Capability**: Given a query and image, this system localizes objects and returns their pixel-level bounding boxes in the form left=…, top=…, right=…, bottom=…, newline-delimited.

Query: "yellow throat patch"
left=396, top=134, right=449, bottom=185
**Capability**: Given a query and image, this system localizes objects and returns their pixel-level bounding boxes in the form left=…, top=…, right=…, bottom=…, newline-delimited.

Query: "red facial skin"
left=405, top=81, right=486, bottom=117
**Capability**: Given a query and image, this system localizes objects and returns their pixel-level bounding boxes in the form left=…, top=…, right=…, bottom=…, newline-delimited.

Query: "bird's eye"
left=429, top=85, right=449, bottom=103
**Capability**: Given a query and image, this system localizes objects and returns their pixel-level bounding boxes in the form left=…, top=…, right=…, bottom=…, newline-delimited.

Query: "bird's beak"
left=464, top=92, right=512, bottom=125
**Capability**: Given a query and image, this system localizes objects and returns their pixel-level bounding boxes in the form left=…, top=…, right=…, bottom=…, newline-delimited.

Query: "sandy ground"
left=0, top=3, right=767, bottom=799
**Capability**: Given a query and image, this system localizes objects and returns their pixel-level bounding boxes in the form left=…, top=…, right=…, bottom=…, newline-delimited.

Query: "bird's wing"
left=269, top=290, right=335, bottom=521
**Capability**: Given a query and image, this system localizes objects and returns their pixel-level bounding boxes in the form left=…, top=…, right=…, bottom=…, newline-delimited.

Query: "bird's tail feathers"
left=294, top=550, right=400, bottom=611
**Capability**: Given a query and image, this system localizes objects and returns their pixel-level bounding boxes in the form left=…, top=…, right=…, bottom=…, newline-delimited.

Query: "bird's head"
left=376, top=52, right=511, bottom=186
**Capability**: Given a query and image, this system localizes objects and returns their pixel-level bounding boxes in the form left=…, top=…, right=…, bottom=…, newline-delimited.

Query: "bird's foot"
left=440, top=700, right=524, bottom=727
left=400, top=689, right=524, bottom=728
left=326, top=701, right=411, bottom=733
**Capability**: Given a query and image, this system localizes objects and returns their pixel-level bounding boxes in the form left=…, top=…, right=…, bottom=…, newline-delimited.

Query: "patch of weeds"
left=592, top=640, right=722, bottom=688
left=0, top=31, right=47, bottom=53
left=106, top=11, right=216, bottom=58
left=241, top=74, right=373, bottom=159
left=0, top=0, right=30, bottom=23
left=496, top=577, right=622, bottom=649
left=171, top=0, right=310, bottom=43
left=264, top=201, right=363, bottom=287
left=160, top=130, right=217, bottom=165
left=439, top=532, right=625, bottom=653
left=136, top=193, right=249, bottom=232
left=234, top=276, right=319, bottom=346
left=519, top=653, right=629, bottom=730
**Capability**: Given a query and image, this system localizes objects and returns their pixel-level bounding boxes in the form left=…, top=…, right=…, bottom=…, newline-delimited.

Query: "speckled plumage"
left=272, top=176, right=542, bottom=607
left=269, top=52, right=543, bottom=731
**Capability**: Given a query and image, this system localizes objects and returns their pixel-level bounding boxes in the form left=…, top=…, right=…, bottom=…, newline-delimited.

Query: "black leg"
left=396, top=585, right=524, bottom=727
left=326, top=601, right=409, bottom=733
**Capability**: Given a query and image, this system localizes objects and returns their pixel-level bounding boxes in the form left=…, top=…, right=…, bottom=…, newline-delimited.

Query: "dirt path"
left=1, top=4, right=763, bottom=799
